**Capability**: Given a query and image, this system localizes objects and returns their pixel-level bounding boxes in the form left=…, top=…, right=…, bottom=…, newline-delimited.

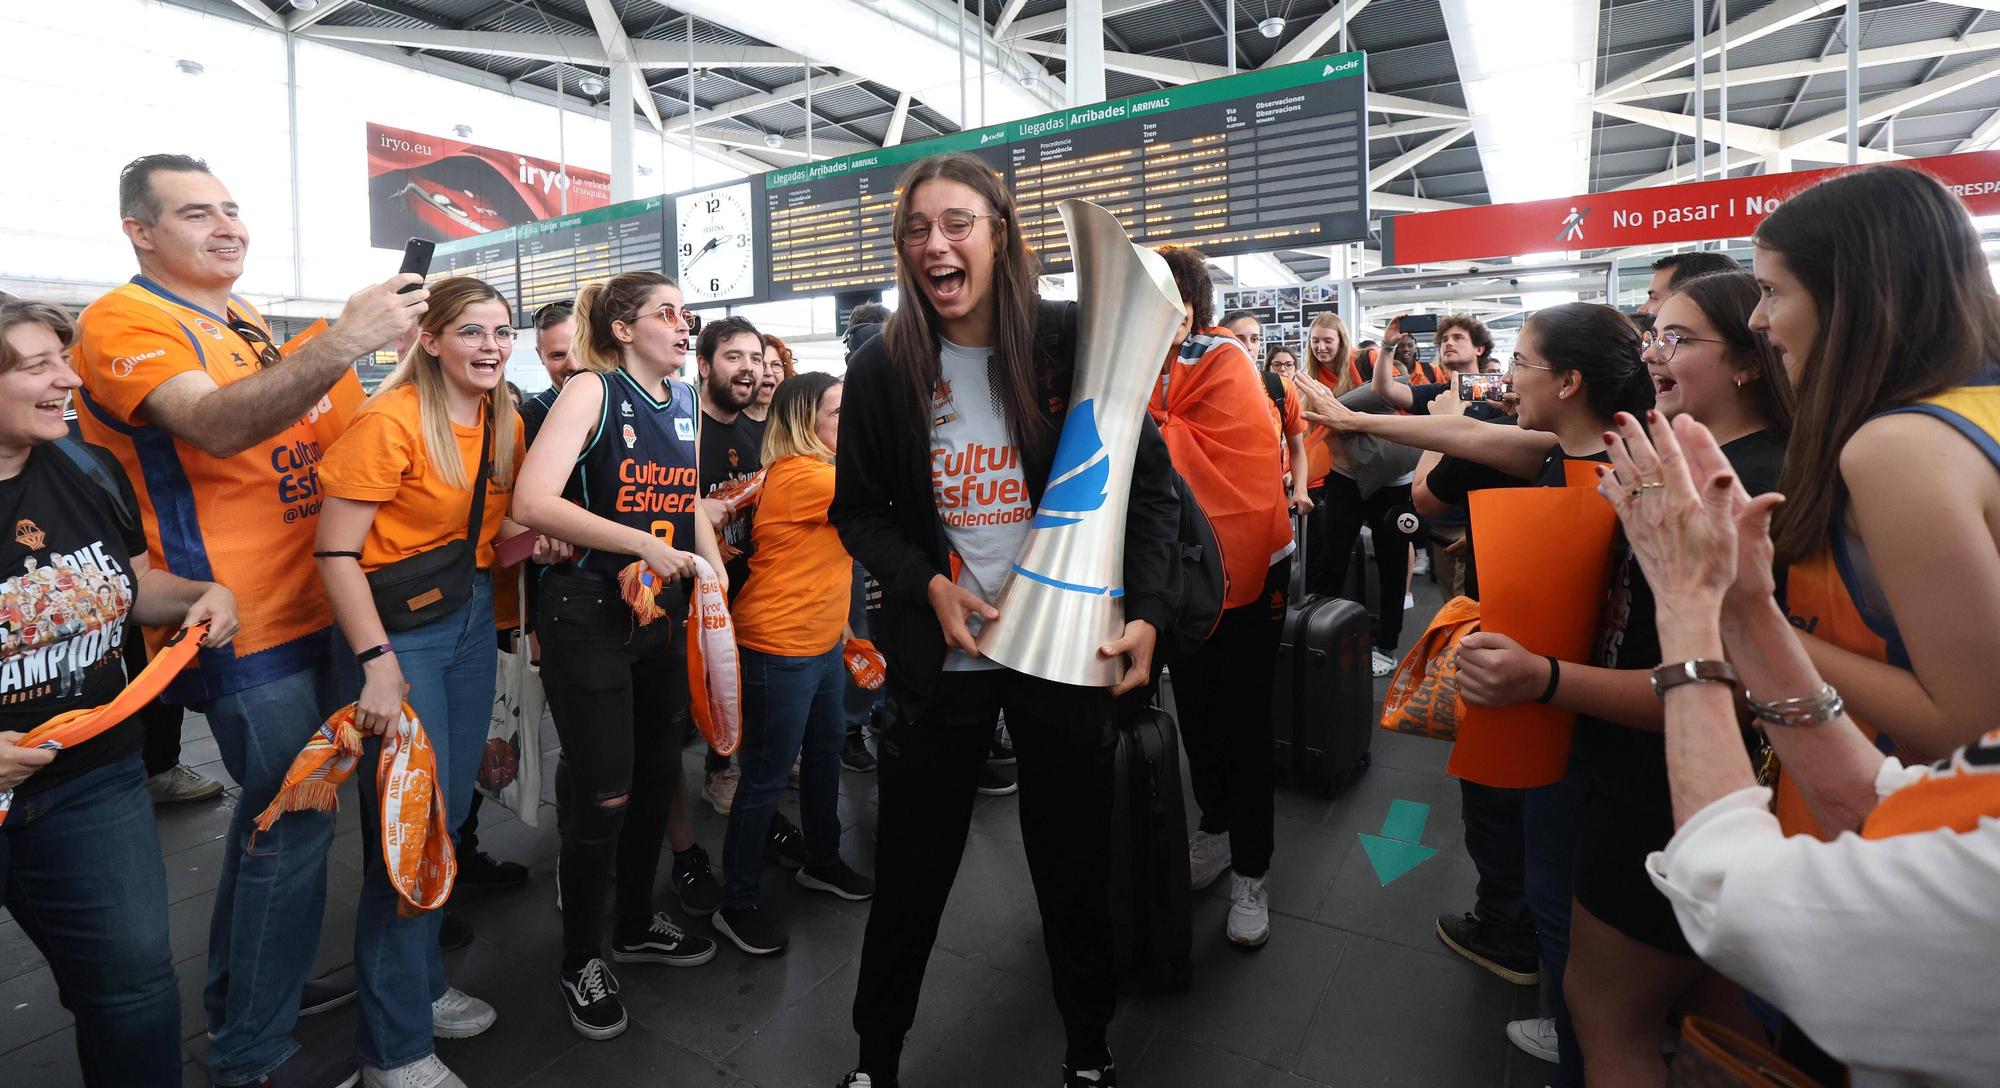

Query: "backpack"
left=52, top=435, right=138, bottom=536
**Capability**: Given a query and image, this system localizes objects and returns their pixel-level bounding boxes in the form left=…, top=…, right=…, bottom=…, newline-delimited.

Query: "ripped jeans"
left=538, top=566, right=690, bottom=963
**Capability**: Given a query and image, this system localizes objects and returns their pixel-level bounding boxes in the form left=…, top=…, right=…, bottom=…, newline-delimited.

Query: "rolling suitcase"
left=1274, top=517, right=1374, bottom=797
left=1340, top=525, right=1381, bottom=632
left=1108, top=705, right=1193, bottom=990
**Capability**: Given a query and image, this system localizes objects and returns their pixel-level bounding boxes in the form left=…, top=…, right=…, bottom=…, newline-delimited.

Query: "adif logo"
left=518, top=157, right=573, bottom=194
left=111, top=348, right=167, bottom=377
left=620, top=400, right=634, bottom=417
left=1030, top=398, right=1109, bottom=530
left=621, top=423, right=637, bottom=449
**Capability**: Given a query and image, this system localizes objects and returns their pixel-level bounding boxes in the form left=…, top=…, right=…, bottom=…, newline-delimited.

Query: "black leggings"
left=1175, top=557, right=1288, bottom=877
left=539, top=566, right=689, bottom=963
left=1318, top=475, right=1417, bottom=652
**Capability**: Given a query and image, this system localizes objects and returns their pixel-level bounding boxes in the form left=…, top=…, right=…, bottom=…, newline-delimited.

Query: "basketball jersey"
left=567, top=368, right=700, bottom=575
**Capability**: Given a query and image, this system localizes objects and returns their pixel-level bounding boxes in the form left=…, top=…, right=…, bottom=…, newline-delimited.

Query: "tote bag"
left=478, top=565, right=544, bottom=827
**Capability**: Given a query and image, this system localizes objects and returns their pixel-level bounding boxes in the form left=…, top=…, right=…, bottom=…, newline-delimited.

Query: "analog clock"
left=676, top=182, right=757, bottom=304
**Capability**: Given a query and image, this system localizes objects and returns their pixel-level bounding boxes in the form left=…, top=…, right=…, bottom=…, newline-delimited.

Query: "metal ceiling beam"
left=1370, top=192, right=1469, bottom=212
left=1597, top=0, right=1841, bottom=100
left=1783, top=54, right=2000, bottom=147
left=583, top=0, right=665, bottom=132
left=992, top=0, right=1033, bottom=39
left=884, top=92, right=913, bottom=146
left=661, top=72, right=868, bottom=134
left=1599, top=29, right=2000, bottom=103
left=1372, top=116, right=1473, bottom=139
left=1368, top=125, right=1473, bottom=187
left=1012, top=39, right=1231, bottom=85
left=1266, top=0, right=1373, bottom=68
left=298, top=25, right=600, bottom=64
left=1959, top=107, right=2000, bottom=150
left=696, top=133, right=874, bottom=157
left=284, top=0, right=357, bottom=32
left=1004, top=0, right=1172, bottom=41
left=222, top=0, right=283, bottom=30
left=1367, top=92, right=1470, bottom=120
left=1595, top=102, right=1900, bottom=163
left=1613, top=154, right=1767, bottom=191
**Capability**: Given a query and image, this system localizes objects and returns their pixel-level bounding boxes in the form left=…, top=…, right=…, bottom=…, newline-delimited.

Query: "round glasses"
left=1640, top=330, right=1724, bottom=362
left=898, top=209, right=1002, bottom=246
left=452, top=325, right=516, bottom=346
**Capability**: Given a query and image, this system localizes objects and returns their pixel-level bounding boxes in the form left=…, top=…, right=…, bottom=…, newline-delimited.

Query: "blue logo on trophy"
left=1032, top=399, right=1110, bottom=529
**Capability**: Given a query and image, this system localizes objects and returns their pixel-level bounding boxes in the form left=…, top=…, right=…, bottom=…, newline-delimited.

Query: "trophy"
left=975, top=199, right=1187, bottom=687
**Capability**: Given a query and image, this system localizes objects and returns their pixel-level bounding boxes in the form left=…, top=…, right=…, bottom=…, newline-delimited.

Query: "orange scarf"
left=0, top=622, right=209, bottom=827
left=843, top=638, right=886, bottom=691
left=253, top=701, right=455, bottom=916
left=686, top=555, right=742, bottom=756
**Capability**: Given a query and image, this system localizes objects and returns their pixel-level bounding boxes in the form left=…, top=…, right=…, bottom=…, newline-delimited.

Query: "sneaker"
left=1226, top=872, right=1270, bottom=947
left=1370, top=649, right=1397, bottom=678
left=430, top=986, right=496, bottom=1039
left=796, top=860, right=875, bottom=901
left=147, top=763, right=223, bottom=804
left=1403, top=593, right=1416, bottom=610
left=714, top=905, right=788, bottom=955
left=1062, top=1060, right=1118, bottom=1086
left=299, top=966, right=358, bottom=1016
left=360, top=1055, right=464, bottom=1088
left=977, top=764, right=1017, bottom=796
left=250, top=1042, right=360, bottom=1087
left=1434, top=913, right=1540, bottom=985
left=453, top=848, right=527, bottom=890
left=1188, top=830, right=1232, bottom=892
left=612, top=912, right=718, bottom=967
left=559, top=958, right=626, bottom=1041
left=768, top=812, right=808, bottom=869
left=437, top=911, right=473, bottom=952
left=703, top=765, right=740, bottom=815
left=837, top=1074, right=896, bottom=1088
left=841, top=732, right=878, bottom=772
left=1507, top=1016, right=1560, bottom=1064
left=988, top=725, right=1016, bottom=766
left=671, top=844, right=722, bottom=916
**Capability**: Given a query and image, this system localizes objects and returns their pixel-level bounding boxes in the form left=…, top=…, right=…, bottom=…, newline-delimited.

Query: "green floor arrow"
left=1356, top=798, right=1438, bottom=885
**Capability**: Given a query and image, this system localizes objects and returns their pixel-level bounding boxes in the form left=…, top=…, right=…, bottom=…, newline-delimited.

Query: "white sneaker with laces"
left=1226, top=871, right=1270, bottom=947
left=431, top=986, right=496, bottom=1039
left=703, top=765, right=740, bottom=815
left=360, top=1054, right=466, bottom=1088
left=1188, top=830, right=1232, bottom=891
left=147, top=763, right=224, bottom=804
left=1370, top=649, right=1397, bottom=678
left=1506, top=1016, right=1560, bottom=1064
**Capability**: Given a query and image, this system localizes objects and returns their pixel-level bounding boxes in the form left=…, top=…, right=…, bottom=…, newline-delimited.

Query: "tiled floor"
left=2, top=579, right=1560, bottom=1087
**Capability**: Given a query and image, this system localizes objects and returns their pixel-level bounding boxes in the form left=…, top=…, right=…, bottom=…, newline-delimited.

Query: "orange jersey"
left=732, top=456, right=850, bottom=656
left=75, top=277, right=350, bottom=702
left=317, top=386, right=523, bottom=572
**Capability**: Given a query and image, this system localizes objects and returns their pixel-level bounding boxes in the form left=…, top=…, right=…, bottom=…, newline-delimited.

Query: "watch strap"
left=355, top=644, right=394, bottom=666
left=1650, top=658, right=1741, bottom=700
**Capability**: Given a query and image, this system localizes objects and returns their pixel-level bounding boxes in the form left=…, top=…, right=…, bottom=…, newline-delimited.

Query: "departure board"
left=433, top=230, right=520, bottom=315
left=515, top=198, right=667, bottom=314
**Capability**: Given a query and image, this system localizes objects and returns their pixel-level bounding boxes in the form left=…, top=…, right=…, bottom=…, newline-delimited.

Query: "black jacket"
left=830, top=300, right=1179, bottom=718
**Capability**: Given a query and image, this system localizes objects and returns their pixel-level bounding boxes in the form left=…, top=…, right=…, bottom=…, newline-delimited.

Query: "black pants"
left=1174, top=558, right=1288, bottom=878
left=853, top=668, right=1116, bottom=1075
left=1457, top=779, right=1537, bottom=958
left=125, top=627, right=184, bottom=777
left=539, top=566, right=689, bottom=962
left=1321, top=475, right=1417, bottom=652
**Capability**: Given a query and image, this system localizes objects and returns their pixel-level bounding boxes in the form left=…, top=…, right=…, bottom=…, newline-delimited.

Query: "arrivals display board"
left=515, top=197, right=666, bottom=314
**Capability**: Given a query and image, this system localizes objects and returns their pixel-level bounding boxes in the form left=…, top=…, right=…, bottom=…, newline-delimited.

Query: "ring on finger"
left=1639, top=481, right=1664, bottom=492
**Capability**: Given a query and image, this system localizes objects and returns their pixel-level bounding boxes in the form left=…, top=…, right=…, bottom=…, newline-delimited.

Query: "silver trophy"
left=976, top=199, right=1187, bottom=688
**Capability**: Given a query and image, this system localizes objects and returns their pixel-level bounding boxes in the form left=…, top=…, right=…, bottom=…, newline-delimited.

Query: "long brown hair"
left=1669, top=270, right=1794, bottom=438
left=881, top=154, right=1046, bottom=442
left=573, top=271, right=676, bottom=374
left=372, top=276, right=518, bottom=488
left=1753, top=167, right=2000, bottom=562
left=1306, top=311, right=1354, bottom=392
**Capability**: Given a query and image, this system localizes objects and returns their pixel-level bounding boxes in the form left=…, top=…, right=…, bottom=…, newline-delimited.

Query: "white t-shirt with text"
left=929, top=340, right=1033, bottom=671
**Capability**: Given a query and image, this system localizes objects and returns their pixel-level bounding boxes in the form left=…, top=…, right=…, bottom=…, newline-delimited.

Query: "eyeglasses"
left=897, top=209, right=1002, bottom=246
left=641, top=303, right=702, bottom=337
left=227, top=316, right=283, bottom=369
left=453, top=324, right=516, bottom=347
left=1639, top=329, right=1724, bottom=362
left=1268, top=358, right=1297, bottom=373
left=1509, top=357, right=1555, bottom=373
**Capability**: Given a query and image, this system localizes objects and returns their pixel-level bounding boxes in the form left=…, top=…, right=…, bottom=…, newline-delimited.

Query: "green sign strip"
left=434, top=194, right=665, bottom=257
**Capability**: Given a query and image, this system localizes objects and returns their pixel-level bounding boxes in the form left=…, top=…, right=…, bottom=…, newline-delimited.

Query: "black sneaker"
left=988, top=725, right=1016, bottom=766
left=796, top=860, right=875, bottom=901
left=714, top=905, right=788, bottom=955
left=455, top=848, right=528, bottom=890
left=768, top=812, right=808, bottom=869
left=1434, top=912, right=1540, bottom=986
left=841, top=732, right=878, bottom=773
left=559, top=957, right=626, bottom=1041
left=978, top=764, right=1018, bottom=796
left=612, top=912, right=718, bottom=967
left=298, top=965, right=357, bottom=1016
left=836, top=1073, right=896, bottom=1088
left=438, top=911, right=474, bottom=952
left=671, top=844, right=722, bottom=916
left=248, top=1042, right=360, bottom=1087
left=1062, top=1059, right=1117, bottom=1086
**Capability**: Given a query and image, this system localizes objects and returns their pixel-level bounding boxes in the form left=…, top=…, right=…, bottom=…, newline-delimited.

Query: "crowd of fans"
left=1, top=147, right=1995, bottom=1088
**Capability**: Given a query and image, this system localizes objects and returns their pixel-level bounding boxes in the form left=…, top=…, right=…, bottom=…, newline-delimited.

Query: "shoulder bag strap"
left=467, top=411, right=492, bottom=544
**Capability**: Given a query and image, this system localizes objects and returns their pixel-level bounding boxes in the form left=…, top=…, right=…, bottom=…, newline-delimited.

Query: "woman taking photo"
left=317, top=276, right=552, bottom=1086
left=714, top=371, right=875, bottom=958
left=828, top=152, right=1179, bottom=1088
left=511, top=271, right=725, bottom=1043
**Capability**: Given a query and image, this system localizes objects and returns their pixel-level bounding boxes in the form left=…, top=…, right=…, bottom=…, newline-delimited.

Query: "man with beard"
left=695, top=316, right=767, bottom=816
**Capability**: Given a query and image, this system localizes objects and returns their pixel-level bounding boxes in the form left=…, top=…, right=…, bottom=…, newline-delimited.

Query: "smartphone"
left=1400, top=313, right=1440, bottom=336
left=1458, top=372, right=1511, bottom=403
left=397, top=238, right=435, bottom=293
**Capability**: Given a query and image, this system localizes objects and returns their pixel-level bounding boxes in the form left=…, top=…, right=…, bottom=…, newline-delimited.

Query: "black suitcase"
left=1340, top=525, right=1381, bottom=632
left=1108, top=705, right=1193, bottom=990
left=1275, top=517, right=1374, bottom=797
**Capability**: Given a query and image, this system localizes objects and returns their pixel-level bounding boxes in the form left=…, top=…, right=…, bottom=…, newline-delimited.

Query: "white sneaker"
left=1370, top=649, right=1397, bottom=678
left=1188, top=830, right=1232, bottom=891
left=703, top=765, right=740, bottom=815
left=431, top=986, right=496, bottom=1039
left=147, top=763, right=224, bottom=804
left=1226, top=871, right=1270, bottom=947
left=361, top=1054, right=466, bottom=1088
left=1507, top=1016, right=1560, bottom=1064
left=1403, top=593, right=1416, bottom=610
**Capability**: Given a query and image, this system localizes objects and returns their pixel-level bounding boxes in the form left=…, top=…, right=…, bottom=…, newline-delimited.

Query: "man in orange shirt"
left=74, top=154, right=425, bottom=1088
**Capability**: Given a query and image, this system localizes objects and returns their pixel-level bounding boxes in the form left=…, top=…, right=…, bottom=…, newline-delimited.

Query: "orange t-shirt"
left=731, top=456, right=850, bottom=656
left=74, top=277, right=354, bottom=702
left=317, top=386, right=523, bottom=572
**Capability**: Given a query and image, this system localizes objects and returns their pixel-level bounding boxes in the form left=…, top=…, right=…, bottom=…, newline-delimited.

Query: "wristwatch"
left=1649, top=659, right=1741, bottom=701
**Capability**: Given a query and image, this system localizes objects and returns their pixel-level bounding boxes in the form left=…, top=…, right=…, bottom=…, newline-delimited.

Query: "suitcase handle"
left=1289, top=511, right=1308, bottom=600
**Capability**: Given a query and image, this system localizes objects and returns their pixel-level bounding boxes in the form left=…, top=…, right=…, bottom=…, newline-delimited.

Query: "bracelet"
left=1747, top=684, right=1844, bottom=729
left=355, top=644, right=394, bottom=666
left=1650, top=658, right=1742, bottom=700
left=1535, top=657, right=1561, bottom=704
left=313, top=550, right=362, bottom=560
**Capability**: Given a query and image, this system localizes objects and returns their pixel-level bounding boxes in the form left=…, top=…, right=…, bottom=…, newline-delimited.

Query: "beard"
left=707, top=368, right=754, bottom=411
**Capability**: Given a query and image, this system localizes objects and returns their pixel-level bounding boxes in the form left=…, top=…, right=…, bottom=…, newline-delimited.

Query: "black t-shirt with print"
left=699, top=408, right=766, bottom=595
left=0, top=443, right=149, bottom=801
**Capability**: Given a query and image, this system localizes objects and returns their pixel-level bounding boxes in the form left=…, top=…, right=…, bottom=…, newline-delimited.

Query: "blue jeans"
left=1524, top=749, right=1587, bottom=1088
left=2, top=754, right=179, bottom=1087
left=334, top=575, right=496, bottom=1070
left=723, top=644, right=845, bottom=909
left=200, top=639, right=353, bottom=1086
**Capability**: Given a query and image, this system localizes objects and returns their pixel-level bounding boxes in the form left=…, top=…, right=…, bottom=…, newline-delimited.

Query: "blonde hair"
left=761, top=372, right=839, bottom=465
left=371, top=276, right=519, bottom=489
left=1306, top=311, right=1355, bottom=393
left=572, top=271, right=675, bottom=374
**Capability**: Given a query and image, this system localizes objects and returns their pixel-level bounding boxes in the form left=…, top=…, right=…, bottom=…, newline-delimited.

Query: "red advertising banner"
left=366, top=122, right=612, bottom=249
left=1382, top=150, right=2000, bottom=265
